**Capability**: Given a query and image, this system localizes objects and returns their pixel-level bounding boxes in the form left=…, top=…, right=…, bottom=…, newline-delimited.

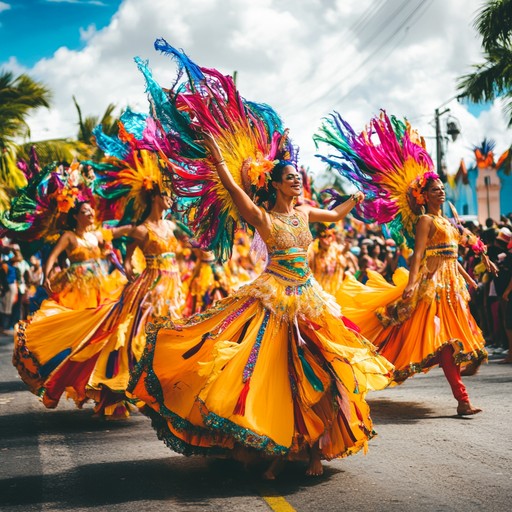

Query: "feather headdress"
left=314, top=111, right=437, bottom=248
left=0, top=161, right=95, bottom=242
left=93, top=110, right=172, bottom=225
left=133, top=38, right=293, bottom=262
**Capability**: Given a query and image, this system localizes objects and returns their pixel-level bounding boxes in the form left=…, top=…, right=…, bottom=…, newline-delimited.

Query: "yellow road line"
left=261, top=494, right=297, bottom=512
left=257, top=485, right=297, bottom=512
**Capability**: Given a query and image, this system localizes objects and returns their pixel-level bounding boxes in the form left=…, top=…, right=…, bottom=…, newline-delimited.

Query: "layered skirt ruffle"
left=13, top=255, right=183, bottom=417
left=337, top=263, right=487, bottom=383
left=128, top=248, right=394, bottom=460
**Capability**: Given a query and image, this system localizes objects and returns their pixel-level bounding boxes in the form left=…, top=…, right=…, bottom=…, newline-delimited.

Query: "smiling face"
left=74, top=202, right=95, bottom=228
left=156, top=191, right=173, bottom=210
left=273, top=165, right=303, bottom=197
left=424, top=178, right=446, bottom=209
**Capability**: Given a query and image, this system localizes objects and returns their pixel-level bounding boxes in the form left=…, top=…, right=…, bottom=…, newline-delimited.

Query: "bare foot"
left=306, top=457, right=324, bottom=476
left=457, top=401, right=482, bottom=416
left=262, top=458, right=285, bottom=480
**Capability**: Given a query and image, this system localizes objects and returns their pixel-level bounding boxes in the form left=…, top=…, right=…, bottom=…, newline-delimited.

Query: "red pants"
left=431, top=345, right=469, bottom=403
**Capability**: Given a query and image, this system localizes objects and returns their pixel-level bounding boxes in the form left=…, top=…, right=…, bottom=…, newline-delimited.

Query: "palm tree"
left=457, top=0, right=512, bottom=126
left=74, top=96, right=119, bottom=161
left=16, top=97, right=120, bottom=167
left=0, top=70, right=52, bottom=207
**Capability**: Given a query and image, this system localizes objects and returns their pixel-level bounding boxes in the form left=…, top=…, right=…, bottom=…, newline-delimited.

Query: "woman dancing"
left=316, top=112, right=493, bottom=416
left=13, top=198, right=131, bottom=412
left=127, top=40, right=393, bottom=478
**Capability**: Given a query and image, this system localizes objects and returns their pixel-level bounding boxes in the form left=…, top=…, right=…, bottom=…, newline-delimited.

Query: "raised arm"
left=203, top=133, right=265, bottom=228
left=300, top=192, right=364, bottom=223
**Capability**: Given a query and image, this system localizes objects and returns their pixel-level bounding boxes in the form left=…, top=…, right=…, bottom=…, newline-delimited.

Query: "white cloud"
left=5, top=0, right=512, bottom=176
left=45, top=1, right=107, bottom=5
left=0, top=1, right=10, bottom=14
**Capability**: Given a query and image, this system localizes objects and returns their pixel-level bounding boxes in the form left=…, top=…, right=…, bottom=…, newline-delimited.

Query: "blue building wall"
left=497, top=168, right=512, bottom=216
left=448, top=165, right=512, bottom=218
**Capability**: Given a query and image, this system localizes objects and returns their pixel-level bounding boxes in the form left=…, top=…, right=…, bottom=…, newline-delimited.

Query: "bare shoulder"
left=131, top=224, right=149, bottom=241
left=417, top=214, right=434, bottom=227
left=295, top=204, right=311, bottom=219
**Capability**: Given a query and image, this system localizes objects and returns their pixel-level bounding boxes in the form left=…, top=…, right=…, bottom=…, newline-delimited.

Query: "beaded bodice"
left=424, top=215, right=458, bottom=259
left=142, top=221, right=179, bottom=257
left=265, top=210, right=312, bottom=254
left=67, top=232, right=102, bottom=263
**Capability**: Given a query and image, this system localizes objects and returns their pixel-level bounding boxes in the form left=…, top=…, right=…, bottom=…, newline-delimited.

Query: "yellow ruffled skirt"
left=128, top=249, right=393, bottom=460
left=13, top=257, right=182, bottom=417
left=337, top=264, right=487, bottom=382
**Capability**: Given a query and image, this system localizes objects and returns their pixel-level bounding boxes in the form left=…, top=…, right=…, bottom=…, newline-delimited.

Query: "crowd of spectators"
left=2, top=211, right=511, bottom=362
left=335, top=212, right=512, bottom=361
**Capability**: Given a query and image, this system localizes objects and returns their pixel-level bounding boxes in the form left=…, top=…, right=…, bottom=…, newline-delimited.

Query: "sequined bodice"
left=265, top=211, right=313, bottom=254
left=67, top=233, right=102, bottom=263
left=142, top=221, right=179, bottom=257
left=424, top=215, right=459, bottom=259
left=262, top=211, right=313, bottom=286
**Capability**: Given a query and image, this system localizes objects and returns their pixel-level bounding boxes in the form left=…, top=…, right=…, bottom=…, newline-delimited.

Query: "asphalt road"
left=1, top=332, right=511, bottom=512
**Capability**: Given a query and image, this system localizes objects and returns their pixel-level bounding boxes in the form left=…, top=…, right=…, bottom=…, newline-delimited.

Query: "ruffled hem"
left=392, top=340, right=487, bottom=383
left=139, top=398, right=376, bottom=461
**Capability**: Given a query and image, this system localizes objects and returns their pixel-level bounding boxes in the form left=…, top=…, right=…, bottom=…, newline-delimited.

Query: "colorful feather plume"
left=0, top=162, right=95, bottom=242
left=93, top=108, right=174, bottom=225
left=133, top=38, right=291, bottom=262
left=314, top=111, right=435, bottom=247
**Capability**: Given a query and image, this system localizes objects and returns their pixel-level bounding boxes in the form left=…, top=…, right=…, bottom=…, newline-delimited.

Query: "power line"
left=335, top=0, right=434, bottom=106
left=294, top=0, right=419, bottom=112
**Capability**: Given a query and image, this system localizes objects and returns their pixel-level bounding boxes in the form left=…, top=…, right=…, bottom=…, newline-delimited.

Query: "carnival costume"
left=182, top=250, right=232, bottom=317
left=127, top=40, right=393, bottom=462
left=315, top=112, right=488, bottom=386
left=7, top=165, right=128, bottom=412
left=309, top=225, right=347, bottom=296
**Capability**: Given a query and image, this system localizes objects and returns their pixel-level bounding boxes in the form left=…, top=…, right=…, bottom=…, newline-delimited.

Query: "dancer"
left=127, top=40, right=394, bottom=478
left=308, top=223, right=348, bottom=296
left=13, top=199, right=131, bottom=411
left=42, top=200, right=127, bottom=309
left=86, top=178, right=184, bottom=416
left=315, top=111, right=493, bottom=416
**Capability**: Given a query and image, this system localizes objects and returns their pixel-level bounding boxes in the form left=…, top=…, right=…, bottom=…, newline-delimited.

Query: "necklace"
left=146, top=220, right=171, bottom=240
left=271, top=210, right=301, bottom=228
left=74, top=230, right=95, bottom=249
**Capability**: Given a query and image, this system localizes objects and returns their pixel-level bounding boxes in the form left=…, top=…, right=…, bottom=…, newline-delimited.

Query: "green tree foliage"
left=0, top=70, right=52, bottom=206
left=457, top=0, right=512, bottom=126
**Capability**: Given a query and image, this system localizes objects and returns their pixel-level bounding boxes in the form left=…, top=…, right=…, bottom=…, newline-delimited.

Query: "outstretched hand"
left=202, top=131, right=223, bottom=163
left=482, top=254, right=499, bottom=277
left=402, top=283, right=416, bottom=300
left=43, top=277, right=53, bottom=294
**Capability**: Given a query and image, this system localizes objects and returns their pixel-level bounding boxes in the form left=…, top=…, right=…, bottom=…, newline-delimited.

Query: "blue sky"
left=0, top=0, right=122, bottom=67
left=0, top=0, right=508, bottom=174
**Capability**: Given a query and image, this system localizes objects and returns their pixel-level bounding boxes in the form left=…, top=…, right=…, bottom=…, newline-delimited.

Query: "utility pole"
left=435, top=107, right=449, bottom=182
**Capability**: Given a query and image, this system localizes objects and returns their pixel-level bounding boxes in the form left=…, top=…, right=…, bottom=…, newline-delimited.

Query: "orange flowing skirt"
left=337, top=264, right=487, bottom=382
left=128, top=249, right=394, bottom=460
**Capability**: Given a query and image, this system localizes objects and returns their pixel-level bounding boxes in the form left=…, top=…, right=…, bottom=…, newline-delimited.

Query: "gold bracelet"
left=213, top=159, right=225, bottom=166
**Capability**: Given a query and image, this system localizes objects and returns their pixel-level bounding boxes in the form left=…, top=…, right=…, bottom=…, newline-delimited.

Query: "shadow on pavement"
left=0, top=453, right=344, bottom=509
left=368, top=398, right=436, bottom=424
